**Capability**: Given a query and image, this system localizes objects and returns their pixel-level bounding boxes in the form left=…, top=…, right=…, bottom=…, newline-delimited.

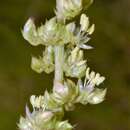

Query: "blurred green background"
left=0, top=0, right=130, bottom=130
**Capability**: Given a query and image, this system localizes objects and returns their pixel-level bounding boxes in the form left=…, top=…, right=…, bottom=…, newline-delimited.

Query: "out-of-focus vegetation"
left=0, top=0, right=130, bottom=130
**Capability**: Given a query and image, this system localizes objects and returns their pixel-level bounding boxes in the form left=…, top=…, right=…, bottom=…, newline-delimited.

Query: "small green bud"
left=65, top=79, right=79, bottom=103
left=31, top=46, right=54, bottom=74
left=87, top=88, right=107, bottom=104
left=31, top=56, right=44, bottom=73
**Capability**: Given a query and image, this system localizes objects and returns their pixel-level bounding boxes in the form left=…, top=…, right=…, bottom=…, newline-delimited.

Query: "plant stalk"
left=54, top=45, right=64, bottom=83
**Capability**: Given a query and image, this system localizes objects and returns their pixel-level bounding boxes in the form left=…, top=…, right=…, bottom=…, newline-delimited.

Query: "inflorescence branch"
left=18, top=0, right=107, bottom=130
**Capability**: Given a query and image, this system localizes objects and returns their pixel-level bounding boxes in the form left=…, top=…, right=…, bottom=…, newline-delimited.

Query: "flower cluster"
left=31, top=46, right=54, bottom=74
left=19, top=72, right=106, bottom=130
left=64, top=47, right=87, bottom=78
left=18, top=0, right=107, bottom=130
left=22, top=17, right=72, bottom=46
left=77, top=68, right=106, bottom=105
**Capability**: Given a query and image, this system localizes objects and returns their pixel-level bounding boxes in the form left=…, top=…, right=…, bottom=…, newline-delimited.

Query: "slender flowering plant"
left=18, top=0, right=107, bottom=130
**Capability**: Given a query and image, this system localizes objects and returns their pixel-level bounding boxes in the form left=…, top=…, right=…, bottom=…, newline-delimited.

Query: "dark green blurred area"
left=0, top=0, right=130, bottom=130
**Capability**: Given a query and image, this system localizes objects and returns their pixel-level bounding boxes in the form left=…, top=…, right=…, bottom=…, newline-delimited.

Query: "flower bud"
left=55, top=121, right=73, bottom=130
left=30, top=95, right=44, bottom=109
left=31, top=56, right=44, bottom=73
left=85, top=67, right=105, bottom=86
left=71, top=47, right=80, bottom=63
left=64, top=47, right=87, bottom=78
left=39, top=17, right=57, bottom=44
left=22, top=18, right=42, bottom=46
left=53, top=79, right=78, bottom=108
left=80, top=14, right=89, bottom=32
left=53, top=81, right=72, bottom=105
left=35, top=111, right=54, bottom=125
left=44, top=91, right=59, bottom=110
left=31, top=46, right=54, bottom=74
left=80, top=13, right=95, bottom=35
left=38, top=17, right=71, bottom=45
left=87, top=88, right=107, bottom=104
left=87, top=24, right=95, bottom=35
left=64, top=59, right=87, bottom=78
left=66, top=22, right=76, bottom=33
left=18, top=117, right=33, bottom=130
left=42, top=46, right=55, bottom=73
left=56, top=0, right=82, bottom=20
left=53, top=81, right=69, bottom=99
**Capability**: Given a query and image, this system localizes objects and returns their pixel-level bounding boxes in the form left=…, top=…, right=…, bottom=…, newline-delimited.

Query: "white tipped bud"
left=94, top=73, right=105, bottom=86
left=86, top=67, right=90, bottom=79
left=23, top=18, right=35, bottom=33
left=89, top=71, right=96, bottom=80
left=30, top=95, right=44, bottom=109
left=80, top=14, right=90, bottom=31
left=71, top=47, right=79, bottom=63
left=80, top=13, right=95, bottom=35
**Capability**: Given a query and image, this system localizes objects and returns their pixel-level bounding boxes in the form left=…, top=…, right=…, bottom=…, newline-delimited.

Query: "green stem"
left=54, top=45, right=64, bottom=83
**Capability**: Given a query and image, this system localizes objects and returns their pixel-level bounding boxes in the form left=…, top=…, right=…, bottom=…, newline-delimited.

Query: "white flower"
left=78, top=67, right=105, bottom=94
